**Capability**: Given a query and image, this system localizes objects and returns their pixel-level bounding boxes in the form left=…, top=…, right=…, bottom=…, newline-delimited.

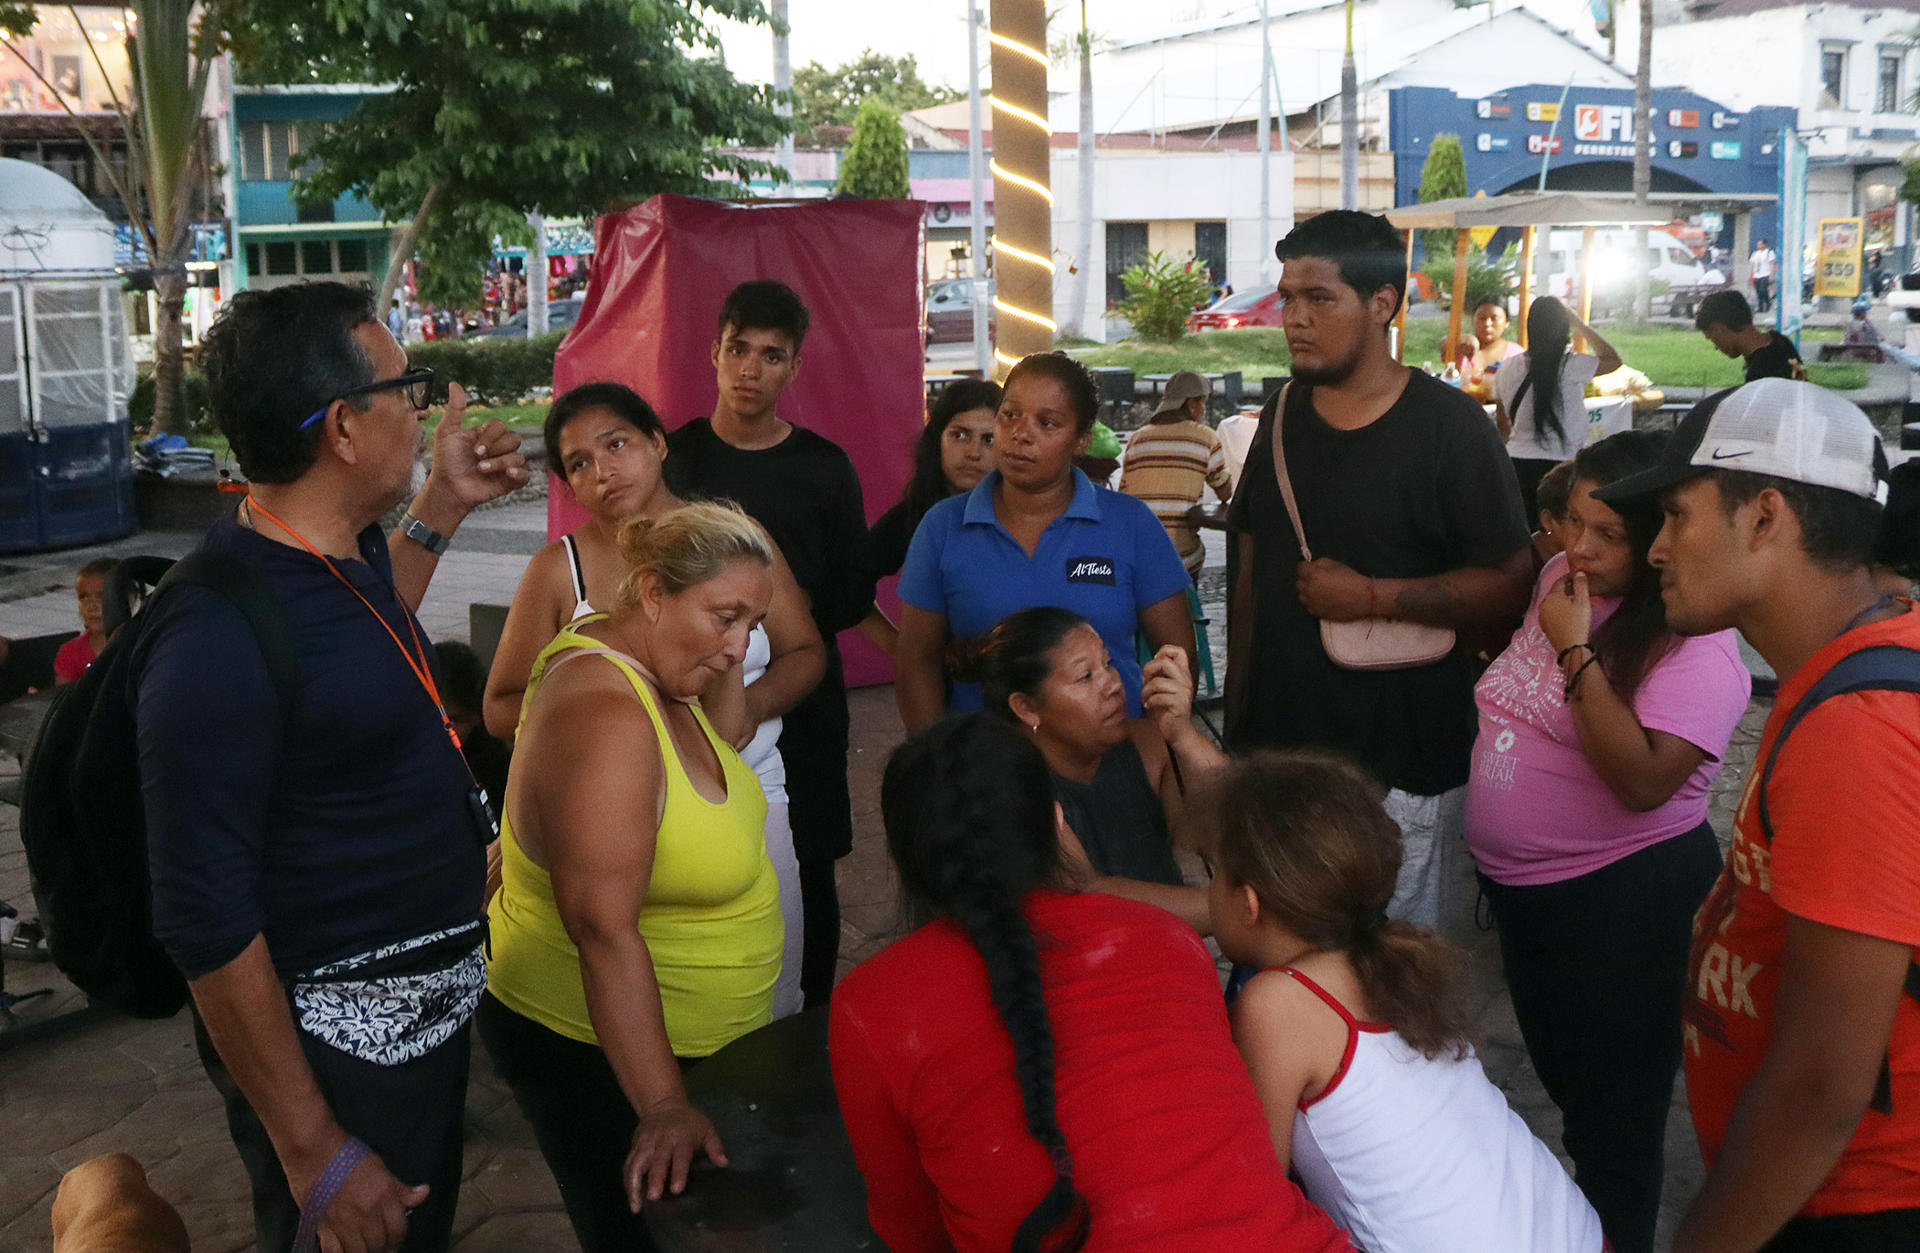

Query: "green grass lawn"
left=1066, top=321, right=1866, bottom=392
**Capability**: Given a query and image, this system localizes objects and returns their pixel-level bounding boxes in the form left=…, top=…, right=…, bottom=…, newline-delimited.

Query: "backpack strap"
left=1755, top=644, right=1920, bottom=846
left=152, top=551, right=300, bottom=723
left=1509, top=370, right=1534, bottom=420
left=1751, top=642, right=1920, bottom=1116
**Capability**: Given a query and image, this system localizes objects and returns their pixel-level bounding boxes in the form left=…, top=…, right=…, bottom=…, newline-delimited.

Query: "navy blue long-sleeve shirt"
left=132, top=517, right=484, bottom=981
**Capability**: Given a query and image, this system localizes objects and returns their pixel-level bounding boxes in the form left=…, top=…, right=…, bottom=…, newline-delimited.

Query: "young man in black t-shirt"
left=667, top=280, right=869, bottom=1008
left=1696, top=289, right=1802, bottom=382
left=1224, top=212, right=1532, bottom=932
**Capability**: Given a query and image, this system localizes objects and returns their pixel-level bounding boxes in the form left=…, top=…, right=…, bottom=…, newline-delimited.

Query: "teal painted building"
left=229, top=85, right=394, bottom=292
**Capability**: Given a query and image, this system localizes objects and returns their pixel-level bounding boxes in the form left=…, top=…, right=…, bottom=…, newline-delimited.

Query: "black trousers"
left=779, top=673, right=854, bottom=1008
left=193, top=1010, right=469, bottom=1253
left=476, top=992, right=698, bottom=1253
left=1764, top=1207, right=1920, bottom=1251
left=1479, top=822, right=1722, bottom=1253
left=1754, top=275, right=1773, bottom=313
left=1512, top=456, right=1560, bottom=522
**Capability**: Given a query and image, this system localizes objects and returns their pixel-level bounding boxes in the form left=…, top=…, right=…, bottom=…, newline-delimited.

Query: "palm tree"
left=1632, top=0, right=1654, bottom=322
left=1070, top=0, right=1095, bottom=338
left=0, top=3, right=219, bottom=437
left=1340, top=0, right=1358, bottom=210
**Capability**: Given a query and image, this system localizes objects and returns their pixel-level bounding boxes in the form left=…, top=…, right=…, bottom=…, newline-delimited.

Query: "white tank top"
left=1278, top=967, right=1605, bottom=1253
left=561, top=534, right=596, bottom=622
left=564, top=533, right=786, bottom=803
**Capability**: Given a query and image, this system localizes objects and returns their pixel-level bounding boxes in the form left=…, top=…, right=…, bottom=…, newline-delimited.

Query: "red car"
left=1187, top=288, right=1282, bottom=332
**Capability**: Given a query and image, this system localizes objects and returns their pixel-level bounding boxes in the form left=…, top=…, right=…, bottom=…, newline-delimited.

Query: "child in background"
left=1207, top=750, right=1605, bottom=1253
left=1532, top=458, right=1576, bottom=577
left=433, top=641, right=510, bottom=810
left=53, top=558, right=116, bottom=685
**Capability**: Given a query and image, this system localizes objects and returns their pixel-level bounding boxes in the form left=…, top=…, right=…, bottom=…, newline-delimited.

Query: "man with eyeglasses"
left=132, top=282, right=527, bottom=1253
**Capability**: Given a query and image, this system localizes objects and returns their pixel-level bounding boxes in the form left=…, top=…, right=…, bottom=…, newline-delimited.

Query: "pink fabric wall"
left=550, top=194, right=928, bottom=686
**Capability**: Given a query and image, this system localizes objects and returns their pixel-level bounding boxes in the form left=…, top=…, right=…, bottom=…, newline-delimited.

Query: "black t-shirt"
left=1225, top=370, right=1529, bottom=795
left=861, top=498, right=922, bottom=586
left=667, top=417, right=871, bottom=859
left=666, top=418, right=872, bottom=641
left=1744, top=332, right=1802, bottom=382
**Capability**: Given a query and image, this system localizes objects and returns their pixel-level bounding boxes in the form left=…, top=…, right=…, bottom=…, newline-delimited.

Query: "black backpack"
left=19, top=551, right=296, bottom=1018
left=1754, top=642, right=1920, bottom=1115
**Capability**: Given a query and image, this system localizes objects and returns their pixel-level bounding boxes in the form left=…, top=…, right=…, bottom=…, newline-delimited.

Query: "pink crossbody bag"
left=1269, top=384, right=1456, bottom=671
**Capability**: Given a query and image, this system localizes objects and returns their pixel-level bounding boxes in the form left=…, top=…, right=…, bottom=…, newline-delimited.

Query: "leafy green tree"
left=1416, top=133, right=1467, bottom=267
left=835, top=99, right=910, bottom=199
left=1418, top=243, right=1517, bottom=314
left=1115, top=252, right=1215, bottom=342
left=791, top=49, right=959, bottom=142
left=1, top=2, right=220, bottom=436
left=226, top=0, right=787, bottom=309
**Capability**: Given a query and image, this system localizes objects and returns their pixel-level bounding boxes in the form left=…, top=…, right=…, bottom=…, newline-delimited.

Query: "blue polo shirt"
left=899, top=469, right=1191, bottom=715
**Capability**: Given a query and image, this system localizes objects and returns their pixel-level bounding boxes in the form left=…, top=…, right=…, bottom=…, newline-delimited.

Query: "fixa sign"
left=1575, top=104, right=1635, bottom=142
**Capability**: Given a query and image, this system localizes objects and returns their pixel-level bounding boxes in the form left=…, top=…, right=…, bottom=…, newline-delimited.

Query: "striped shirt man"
left=1120, top=386, right=1233, bottom=576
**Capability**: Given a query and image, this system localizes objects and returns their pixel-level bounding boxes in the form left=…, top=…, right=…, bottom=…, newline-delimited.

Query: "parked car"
left=1187, top=287, right=1282, bottom=332
left=926, top=277, right=994, bottom=345
left=1543, top=229, right=1727, bottom=317
left=484, top=297, right=584, bottom=338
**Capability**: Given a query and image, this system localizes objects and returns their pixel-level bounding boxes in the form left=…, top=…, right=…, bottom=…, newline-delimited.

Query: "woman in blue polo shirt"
left=895, top=351, right=1194, bottom=732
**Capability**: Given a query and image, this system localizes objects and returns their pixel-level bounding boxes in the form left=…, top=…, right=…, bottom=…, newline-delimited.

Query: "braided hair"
left=881, top=715, right=1091, bottom=1252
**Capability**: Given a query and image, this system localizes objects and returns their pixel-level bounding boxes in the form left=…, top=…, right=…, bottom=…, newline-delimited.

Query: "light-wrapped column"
left=989, top=0, right=1053, bottom=373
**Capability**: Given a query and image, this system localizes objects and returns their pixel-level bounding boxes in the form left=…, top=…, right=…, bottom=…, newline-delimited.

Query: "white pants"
left=1382, top=785, right=1467, bottom=934
left=762, top=801, right=806, bottom=1020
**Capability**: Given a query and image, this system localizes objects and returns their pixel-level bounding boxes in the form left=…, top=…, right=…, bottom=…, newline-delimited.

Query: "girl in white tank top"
left=1206, top=752, right=1604, bottom=1253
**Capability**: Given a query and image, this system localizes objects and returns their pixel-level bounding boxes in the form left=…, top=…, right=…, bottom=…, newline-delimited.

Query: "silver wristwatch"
left=400, top=512, right=450, bottom=556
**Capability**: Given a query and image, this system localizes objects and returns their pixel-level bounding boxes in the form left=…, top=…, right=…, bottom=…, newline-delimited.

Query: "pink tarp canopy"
left=550, top=194, right=929, bottom=686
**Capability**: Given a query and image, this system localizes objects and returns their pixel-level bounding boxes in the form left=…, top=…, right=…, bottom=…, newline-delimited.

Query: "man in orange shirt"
left=1596, top=378, right=1920, bottom=1252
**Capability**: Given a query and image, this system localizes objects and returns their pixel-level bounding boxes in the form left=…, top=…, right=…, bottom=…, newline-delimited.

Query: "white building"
left=1651, top=0, right=1920, bottom=262
left=1050, top=145, right=1295, bottom=339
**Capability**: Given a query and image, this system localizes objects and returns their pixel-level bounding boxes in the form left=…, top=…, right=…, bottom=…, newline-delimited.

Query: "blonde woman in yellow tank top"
left=478, top=502, right=783, bottom=1253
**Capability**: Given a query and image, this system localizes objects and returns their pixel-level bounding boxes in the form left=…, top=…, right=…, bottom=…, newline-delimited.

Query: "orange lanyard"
left=245, top=496, right=463, bottom=752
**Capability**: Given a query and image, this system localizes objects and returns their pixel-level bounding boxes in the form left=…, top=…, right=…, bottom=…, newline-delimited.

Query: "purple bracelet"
left=293, top=1136, right=371, bottom=1253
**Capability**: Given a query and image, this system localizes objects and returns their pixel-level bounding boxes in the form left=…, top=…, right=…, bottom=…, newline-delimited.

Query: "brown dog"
left=51, top=1153, right=189, bottom=1253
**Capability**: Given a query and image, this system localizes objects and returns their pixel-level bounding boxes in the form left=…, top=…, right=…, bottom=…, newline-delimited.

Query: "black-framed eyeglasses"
left=300, top=367, right=443, bottom=431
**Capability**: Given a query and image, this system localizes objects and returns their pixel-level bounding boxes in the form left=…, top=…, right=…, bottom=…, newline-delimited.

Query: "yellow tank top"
left=486, top=619, right=781, bottom=1058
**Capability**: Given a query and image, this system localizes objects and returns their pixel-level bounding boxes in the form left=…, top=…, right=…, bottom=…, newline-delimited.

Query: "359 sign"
left=1813, top=217, right=1863, bottom=300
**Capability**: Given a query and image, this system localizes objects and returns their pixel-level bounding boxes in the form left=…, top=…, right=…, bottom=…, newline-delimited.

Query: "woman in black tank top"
left=966, top=607, right=1225, bottom=933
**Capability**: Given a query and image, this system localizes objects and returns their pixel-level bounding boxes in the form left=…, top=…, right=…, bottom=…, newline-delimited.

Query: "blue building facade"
left=228, top=86, right=391, bottom=292
left=1389, top=84, right=1799, bottom=248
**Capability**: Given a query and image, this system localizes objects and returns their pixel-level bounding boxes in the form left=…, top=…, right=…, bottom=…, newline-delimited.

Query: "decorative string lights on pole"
left=987, top=0, right=1053, bottom=372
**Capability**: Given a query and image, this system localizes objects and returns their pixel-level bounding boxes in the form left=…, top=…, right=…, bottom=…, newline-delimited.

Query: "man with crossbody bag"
left=136, top=284, right=527, bottom=1253
left=1594, top=378, right=1920, bottom=1253
left=1225, top=211, right=1534, bottom=931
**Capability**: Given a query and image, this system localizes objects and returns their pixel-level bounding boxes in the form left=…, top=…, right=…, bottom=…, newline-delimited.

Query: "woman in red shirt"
left=829, top=714, right=1352, bottom=1253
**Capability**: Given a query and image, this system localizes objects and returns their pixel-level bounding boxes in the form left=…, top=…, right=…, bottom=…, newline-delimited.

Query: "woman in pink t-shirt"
left=1465, top=430, right=1750, bottom=1253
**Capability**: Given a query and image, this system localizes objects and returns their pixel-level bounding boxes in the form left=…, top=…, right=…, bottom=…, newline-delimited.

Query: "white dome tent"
left=0, top=157, right=136, bottom=552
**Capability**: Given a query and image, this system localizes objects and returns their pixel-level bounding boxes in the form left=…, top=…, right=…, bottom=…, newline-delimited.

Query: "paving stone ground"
left=0, top=507, right=1766, bottom=1252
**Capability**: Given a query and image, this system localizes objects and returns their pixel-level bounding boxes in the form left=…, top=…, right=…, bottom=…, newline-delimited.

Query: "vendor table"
left=645, top=1008, right=879, bottom=1250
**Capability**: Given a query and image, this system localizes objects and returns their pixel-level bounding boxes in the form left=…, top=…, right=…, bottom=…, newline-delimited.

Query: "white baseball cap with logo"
left=1595, top=377, right=1890, bottom=507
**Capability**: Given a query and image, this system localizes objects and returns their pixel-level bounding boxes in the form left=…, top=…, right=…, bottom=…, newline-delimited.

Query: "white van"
left=1541, top=229, right=1727, bottom=316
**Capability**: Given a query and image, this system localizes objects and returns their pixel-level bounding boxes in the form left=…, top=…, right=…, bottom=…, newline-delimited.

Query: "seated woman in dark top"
left=856, top=379, right=1002, bottom=655
left=970, top=605, right=1223, bottom=931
